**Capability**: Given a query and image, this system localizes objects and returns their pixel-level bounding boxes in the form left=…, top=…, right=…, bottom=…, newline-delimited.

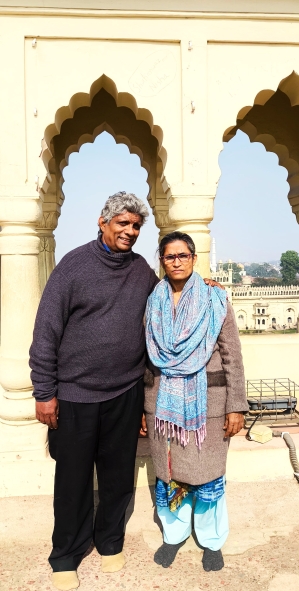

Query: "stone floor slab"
left=2, top=480, right=299, bottom=590
left=268, top=573, right=299, bottom=590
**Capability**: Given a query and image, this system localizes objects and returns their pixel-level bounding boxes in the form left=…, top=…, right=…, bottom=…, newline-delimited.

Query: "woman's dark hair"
left=158, top=231, right=196, bottom=257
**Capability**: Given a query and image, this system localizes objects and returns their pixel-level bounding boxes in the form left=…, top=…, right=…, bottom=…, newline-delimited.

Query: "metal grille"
left=245, top=378, right=299, bottom=427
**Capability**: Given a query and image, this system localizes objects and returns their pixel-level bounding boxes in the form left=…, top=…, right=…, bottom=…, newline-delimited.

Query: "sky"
left=210, top=129, right=299, bottom=264
left=55, top=129, right=299, bottom=267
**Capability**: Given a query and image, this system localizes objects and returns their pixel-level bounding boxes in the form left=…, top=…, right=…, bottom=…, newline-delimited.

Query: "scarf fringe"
left=155, top=417, right=206, bottom=449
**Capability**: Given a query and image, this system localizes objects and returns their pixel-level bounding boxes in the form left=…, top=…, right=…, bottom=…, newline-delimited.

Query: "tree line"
left=222, top=251, right=299, bottom=285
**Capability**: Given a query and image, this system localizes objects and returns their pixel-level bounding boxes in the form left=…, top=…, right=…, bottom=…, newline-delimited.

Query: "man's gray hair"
left=101, top=191, right=149, bottom=225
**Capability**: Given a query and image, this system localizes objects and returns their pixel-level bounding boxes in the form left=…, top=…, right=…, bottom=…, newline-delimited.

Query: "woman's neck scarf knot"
left=145, top=272, right=227, bottom=448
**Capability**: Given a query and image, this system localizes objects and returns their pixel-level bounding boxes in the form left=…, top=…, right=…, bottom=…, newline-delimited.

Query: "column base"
left=0, top=385, right=49, bottom=460
left=0, top=420, right=49, bottom=461
left=0, top=416, right=52, bottom=496
left=0, top=453, right=55, bottom=497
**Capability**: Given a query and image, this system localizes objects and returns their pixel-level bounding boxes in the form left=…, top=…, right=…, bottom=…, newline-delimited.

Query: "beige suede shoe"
left=52, top=571, right=79, bottom=590
left=101, top=551, right=126, bottom=573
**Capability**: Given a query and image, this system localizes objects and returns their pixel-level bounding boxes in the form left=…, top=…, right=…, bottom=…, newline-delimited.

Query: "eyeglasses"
left=160, top=253, right=193, bottom=265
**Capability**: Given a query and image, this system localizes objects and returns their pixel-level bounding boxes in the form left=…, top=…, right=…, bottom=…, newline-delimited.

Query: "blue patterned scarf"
left=145, top=272, right=227, bottom=448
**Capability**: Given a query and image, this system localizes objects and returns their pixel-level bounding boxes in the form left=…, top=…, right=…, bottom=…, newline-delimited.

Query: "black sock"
left=154, top=541, right=186, bottom=568
left=202, top=548, right=224, bottom=572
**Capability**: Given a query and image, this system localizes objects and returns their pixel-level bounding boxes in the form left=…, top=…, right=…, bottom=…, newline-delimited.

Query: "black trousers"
left=48, top=380, right=144, bottom=572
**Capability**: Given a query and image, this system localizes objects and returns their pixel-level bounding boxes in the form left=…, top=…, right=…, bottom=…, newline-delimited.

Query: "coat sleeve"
left=29, top=269, right=71, bottom=402
left=217, top=302, right=249, bottom=414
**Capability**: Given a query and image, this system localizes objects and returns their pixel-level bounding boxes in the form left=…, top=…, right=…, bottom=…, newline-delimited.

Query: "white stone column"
left=37, top=208, right=59, bottom=293
left=153, top=195, right=176, bottom=278
left=0, top=197, right=48, bottom=460
left=168, top=189, right=214, bottom=278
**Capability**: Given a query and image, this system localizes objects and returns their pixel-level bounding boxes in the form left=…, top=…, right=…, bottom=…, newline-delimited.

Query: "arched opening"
left=38, top=75, right=169, bottom=290
left=238, top=314, right=244, bottom=328
left=286, top=308, right=295, bottom=326
left=236, top=310, right=247, bottom=329
left=55, top=132, right=159, bottom=267
left=214, top=72, right=299, bottom=268
left=212, top=72, right=299, bottom=332
left=212, top=130, right=294, bottom=264
left=223, top=72, right=299, bottom=224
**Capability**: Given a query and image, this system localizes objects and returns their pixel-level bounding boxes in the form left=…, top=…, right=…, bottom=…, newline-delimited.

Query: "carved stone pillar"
left=0, top=197, right=48, bottom=459
left=168, top=192, right=214, bottom=278
left=37, top=209, right=58, bottom=293
left=153, top=204, right=175, bottom=278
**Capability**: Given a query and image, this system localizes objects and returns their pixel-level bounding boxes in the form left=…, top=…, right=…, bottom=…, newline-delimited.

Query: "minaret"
left=228, top=259, right=233, bottom=284
left=211, top=237, right=217, bottom=273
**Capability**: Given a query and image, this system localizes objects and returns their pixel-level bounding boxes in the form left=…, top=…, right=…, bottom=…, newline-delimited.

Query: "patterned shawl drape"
left=145, top=272, right=227, bottom=447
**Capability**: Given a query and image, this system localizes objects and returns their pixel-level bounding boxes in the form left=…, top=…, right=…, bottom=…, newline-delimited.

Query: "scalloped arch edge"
left=42, top=74, right=166, bottom=173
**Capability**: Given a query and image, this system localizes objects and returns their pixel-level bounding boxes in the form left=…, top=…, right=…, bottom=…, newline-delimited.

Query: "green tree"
left=223, top=262, right=242, bottom=284
left=280, top=251, right=299, bottom=284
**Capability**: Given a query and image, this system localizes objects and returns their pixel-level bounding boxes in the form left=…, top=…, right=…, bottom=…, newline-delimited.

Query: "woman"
left=145, top=231, right=248, bottom=573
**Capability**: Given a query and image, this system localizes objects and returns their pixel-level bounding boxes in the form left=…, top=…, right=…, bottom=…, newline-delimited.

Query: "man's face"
left=98, top=211, right=143, bottom=252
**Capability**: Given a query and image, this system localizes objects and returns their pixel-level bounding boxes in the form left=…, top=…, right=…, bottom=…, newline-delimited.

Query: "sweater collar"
left=90, top=234, right=133, bottom=269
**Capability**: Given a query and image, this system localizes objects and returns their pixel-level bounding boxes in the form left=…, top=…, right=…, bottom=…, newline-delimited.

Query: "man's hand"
left=139, top=413, right=148, bottom=437
left=223, top=412, right=244, bottom=437
left=36, top=398, right=59, bottom=430
left=204, top=278, right=225, bottom=290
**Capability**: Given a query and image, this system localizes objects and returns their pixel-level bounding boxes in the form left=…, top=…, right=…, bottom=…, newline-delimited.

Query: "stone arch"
left=41, top=74, right=167, bottom=190
left=236, top=309, right=247, bottom=329
left=286, top=307, right=296, bottom=325
left=223, top=71, right=299, bottom=224
left=38, top=75, right=170, bottom=289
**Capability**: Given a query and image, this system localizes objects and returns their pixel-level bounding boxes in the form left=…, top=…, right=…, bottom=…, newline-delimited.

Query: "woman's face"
left=161, top=240, right=197, bottom=283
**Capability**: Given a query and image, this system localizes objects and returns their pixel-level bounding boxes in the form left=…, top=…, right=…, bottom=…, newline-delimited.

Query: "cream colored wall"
left=2, top=10, right=299, bottom=267
left=1, top=4, right=299, bottom=493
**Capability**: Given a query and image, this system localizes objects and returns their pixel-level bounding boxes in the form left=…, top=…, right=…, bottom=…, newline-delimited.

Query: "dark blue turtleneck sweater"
left=29, top=237, right=159, bottom=403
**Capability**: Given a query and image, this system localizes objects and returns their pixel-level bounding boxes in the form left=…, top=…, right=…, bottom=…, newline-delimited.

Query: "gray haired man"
left=29, top=192, right=158, bottom=590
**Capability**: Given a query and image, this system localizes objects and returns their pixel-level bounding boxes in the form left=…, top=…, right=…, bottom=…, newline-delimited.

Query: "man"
left=30, top=191, right=218, bottom=591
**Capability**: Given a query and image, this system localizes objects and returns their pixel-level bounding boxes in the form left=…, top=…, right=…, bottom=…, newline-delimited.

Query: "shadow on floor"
left=93, top=475, right=162, bottom=534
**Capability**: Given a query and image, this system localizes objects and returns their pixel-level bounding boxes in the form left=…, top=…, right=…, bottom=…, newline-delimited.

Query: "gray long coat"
left=144, top=303, right=248, bottom=485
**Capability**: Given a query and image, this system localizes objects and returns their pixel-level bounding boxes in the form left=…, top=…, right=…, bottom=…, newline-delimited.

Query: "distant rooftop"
left=3, top=0, right=299, bottom=14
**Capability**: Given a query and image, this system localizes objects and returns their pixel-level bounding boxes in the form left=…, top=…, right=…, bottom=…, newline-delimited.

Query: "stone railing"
left=232, top=285, right=299, bottom=298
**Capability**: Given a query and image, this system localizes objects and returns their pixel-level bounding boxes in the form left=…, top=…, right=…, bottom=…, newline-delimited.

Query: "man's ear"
left=98, top=216, right=106, bottom=232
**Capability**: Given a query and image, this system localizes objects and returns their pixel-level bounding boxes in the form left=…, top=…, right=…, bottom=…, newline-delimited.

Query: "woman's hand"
left=223, top=412, right=244, bottom=437
left=139, top=413, right=148, bottom=437
left=204, top=278, right=225, bottom=290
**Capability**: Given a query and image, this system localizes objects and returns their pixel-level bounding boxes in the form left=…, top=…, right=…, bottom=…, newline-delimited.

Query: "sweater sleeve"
left=29, top=269, right=71, bottom=402
left=217, top=302, right=249, bottom=415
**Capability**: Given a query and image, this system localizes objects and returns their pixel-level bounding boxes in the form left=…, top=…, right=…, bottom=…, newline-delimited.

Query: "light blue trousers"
left=157, top=493, right=229, bottom=551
